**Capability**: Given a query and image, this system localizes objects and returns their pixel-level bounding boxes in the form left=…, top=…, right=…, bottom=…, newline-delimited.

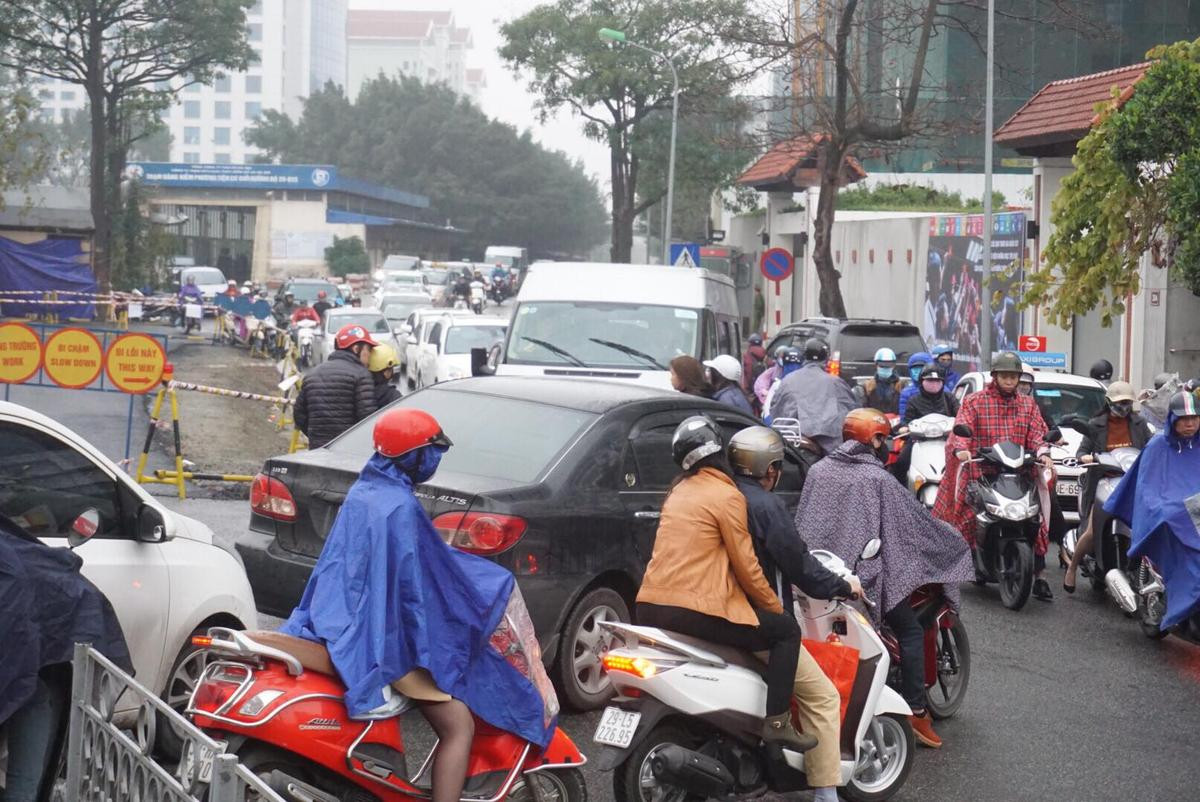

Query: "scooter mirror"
left=68, top=508, right=101, bottom=549
left=860, top=538, right=882, bottom=562
left=953, top=423, right=973, bottom=438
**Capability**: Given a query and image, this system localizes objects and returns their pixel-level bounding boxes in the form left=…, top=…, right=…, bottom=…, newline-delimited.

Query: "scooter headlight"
left=986, top=501, right=1032, bottom=521
left=919, top=483, right=938, bottom=508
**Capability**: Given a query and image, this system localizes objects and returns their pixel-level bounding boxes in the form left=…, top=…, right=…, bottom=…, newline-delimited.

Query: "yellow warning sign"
left=43, top=327, right=103, bottom=389
left=104, top=333, right=165, bottom=394
left=0, top=322, right=43, bottom=384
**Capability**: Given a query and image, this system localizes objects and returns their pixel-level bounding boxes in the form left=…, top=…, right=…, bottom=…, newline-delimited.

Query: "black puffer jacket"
left=294, top=350, right=377, bottom=448
left=1077, top=409, right=1153, bottom=456
left=902, top=389, right=959, bottom=423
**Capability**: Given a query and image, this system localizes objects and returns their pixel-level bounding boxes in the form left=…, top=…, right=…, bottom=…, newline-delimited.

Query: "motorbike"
left=293, top=319, right=319, bottom=369
left=1113, top=559, right=1200, bottom=645
left=770, top=417, right=825, bottom=469
left=188, top=628, right=586, bottom=802
left=954, top=423, right=1061, bottom=611
left=470, top=281, right=486, bottom=314
left=595, top=539, right=915, bottom=802
left=894, top=413, right=954, bottom=509
left=250, top=316, right=279, bottom=360
left=881, top=586, right=970, bottom=720
left=1060, top=446, right=1141, bottom=595
left=490, top=276, right=509, bottom=304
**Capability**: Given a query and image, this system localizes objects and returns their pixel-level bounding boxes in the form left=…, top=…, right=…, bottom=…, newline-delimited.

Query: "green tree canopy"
left=325, top=235, right=369, bottom=278
left=246, top=77, right=607, bottom=259
left=1030, top=39, right=1200, bottom=327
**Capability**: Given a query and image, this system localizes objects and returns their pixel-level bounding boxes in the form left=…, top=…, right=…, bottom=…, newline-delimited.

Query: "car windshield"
left=288, top=282, right=339, bottom=303
left=182, top=267, right=225, bottom=285
left=327, top=314, right=390, bottom=334
left=330, top=389, right=597, bottom=483
left=505, top=301, right=698, bottom=370
left=838, top=326, right=926, bottom=362
left=382, top=256, right=419, bottom=270
left=446, top=325, right=507, bottom=354
left=421, top=269, right=450, bottom=286
left=1033, top=383, right=1107, bottom=427
left=489, top=255, right=516, bottom=268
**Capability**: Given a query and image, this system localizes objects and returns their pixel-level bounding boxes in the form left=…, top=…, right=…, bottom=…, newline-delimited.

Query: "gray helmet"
left=773, top=344, right=789, bottom=361
left=991, top=351, right=1023, bottom=374
left=803, top=338, right=829, bottom=362
left=728, top=426, right=785, bottom=478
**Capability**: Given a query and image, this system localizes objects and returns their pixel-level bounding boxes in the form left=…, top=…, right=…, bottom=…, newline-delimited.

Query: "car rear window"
left=329, top=389, right=598, bottom=483
left=837, top=326, right=925, bottom=362
left=288, top=282, right=340, bottom=303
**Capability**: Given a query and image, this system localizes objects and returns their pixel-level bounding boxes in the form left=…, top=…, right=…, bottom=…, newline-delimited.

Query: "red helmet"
left=373, top=408, right=453, bottom=458
left=335, top=324, right=378, bottom=351
left=842, top=408, right=891, bottom=445
left=317, top=290, right=327, bottom=299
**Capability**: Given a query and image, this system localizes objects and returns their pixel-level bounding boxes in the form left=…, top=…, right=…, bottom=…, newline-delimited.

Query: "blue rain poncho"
left=1104, top=406, right=1200, bottom=630
left=281, top=449, right=558, bottom=747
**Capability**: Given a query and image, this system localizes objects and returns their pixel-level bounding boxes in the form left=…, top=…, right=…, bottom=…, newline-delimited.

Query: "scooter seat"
left=244, top=630, right=336, bottom=676
left=658, top=630, right=769, bottom=678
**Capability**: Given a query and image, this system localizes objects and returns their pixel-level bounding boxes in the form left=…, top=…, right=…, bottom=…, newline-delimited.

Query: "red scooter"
left=187, top=628, right=587, bottom=802
left=879, top=586, right=971, bottom=720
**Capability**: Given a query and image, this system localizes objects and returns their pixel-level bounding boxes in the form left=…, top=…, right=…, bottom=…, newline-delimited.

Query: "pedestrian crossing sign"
left=670, top=243, right=701, bottom=268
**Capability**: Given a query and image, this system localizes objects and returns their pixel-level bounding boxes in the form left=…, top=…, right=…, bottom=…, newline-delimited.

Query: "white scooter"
left=899, top=413, right=954, bottom=508
left=469, top=280, right=486, bottom=314
left=293, top=318, right=319, bottom=369
left=595, top=540, right=914, bottom=802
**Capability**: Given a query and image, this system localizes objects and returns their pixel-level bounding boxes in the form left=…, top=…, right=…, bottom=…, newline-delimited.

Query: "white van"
left=491, top=262, right=741, bottom=389
left=484, top=246, right=529, bottom=272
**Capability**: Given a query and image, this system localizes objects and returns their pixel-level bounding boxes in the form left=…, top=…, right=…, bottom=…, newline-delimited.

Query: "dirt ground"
left=156, top=342, right=298, bottom=495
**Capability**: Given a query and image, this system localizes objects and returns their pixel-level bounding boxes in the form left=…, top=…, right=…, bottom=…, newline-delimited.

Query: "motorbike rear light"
left=238, top=689, right=285, bottom=717
left=191, top=635, right=213, bottom=648
left=191, top=664, right=250, bottom=712
left=250, top=473, right=298, bottom=522
left=602, top=655, right=658, bottom=679
left=431, top=512, right=527, bottom=555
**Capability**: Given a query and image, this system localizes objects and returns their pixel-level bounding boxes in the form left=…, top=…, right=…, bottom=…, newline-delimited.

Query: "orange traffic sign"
left=0, top=322, right=43, bottom=383
left=43, top=327, right=103, bottom=389
left=104, top=333, right=166, bottom=394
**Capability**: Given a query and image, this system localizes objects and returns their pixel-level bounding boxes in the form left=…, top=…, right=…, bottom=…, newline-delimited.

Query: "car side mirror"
left=68, top=508, right=101, bottom=549
left=859, top=538, right=882, bottom=562
left=137, top=504, right=167, bottom=543
left=953, top=423, right=973, bottom=438
left=471, top=346, right=494, bottom=377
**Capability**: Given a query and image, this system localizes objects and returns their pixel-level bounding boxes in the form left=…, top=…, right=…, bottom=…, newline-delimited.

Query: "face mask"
left=876, top=366, right=894, bottom=380
left=1111, top=401, right=1132, bottom=418
left=873, top=438, right=892, bottom=463
left=922, top=379, right=943, bottom=394
left=938, top=356, right=953, bottom=368
left=910, top=366, right=925, bottom=382
left=396, top=444, right=446, bottom=483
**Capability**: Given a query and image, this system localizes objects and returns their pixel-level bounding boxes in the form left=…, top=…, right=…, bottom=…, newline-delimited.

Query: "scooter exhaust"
left=265, top=769, right=341, bottom=802
left=1104, top=569, right=1139, bottom=614
left=650, top=745, right=735, bottom=798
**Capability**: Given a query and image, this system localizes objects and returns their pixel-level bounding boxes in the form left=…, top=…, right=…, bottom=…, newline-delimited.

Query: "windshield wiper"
left=588, top=338, right=667, bottom=370
left=520, top=336, right=586, bottom=367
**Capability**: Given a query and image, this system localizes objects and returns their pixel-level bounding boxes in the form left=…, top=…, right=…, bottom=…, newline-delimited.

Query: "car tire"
left=556, top=587, right=629, bottom=711
left=157, top=627, right=216, bottom=758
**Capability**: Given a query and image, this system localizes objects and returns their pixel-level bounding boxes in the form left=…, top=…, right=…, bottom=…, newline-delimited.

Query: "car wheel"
left=556, top=587, right=629, bottom=711
left=157, top=627, right=215, bottom=758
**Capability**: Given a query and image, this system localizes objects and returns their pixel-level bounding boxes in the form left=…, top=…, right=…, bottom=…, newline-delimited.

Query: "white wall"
left=262, top=199, right=363, bottom=280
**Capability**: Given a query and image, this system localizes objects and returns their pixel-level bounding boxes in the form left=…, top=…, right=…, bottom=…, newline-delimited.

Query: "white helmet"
left=703, top=354, right=742, bottom=383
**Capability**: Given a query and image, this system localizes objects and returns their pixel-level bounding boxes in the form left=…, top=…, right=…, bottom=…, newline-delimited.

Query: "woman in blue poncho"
left=281, top=408, right=558, bottom=802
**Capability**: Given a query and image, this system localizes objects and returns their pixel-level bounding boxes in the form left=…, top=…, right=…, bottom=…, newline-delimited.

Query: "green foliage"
left=247, top=77, right=607, bottom=258
left=110, top=181, right=176, bottom=291
left=1033, top=38, right=1200, bottom=328
left=325, top=236, right=370, bottom=278
left=0, top=81, right=47, bottom=202
left=834, top=184, right=1006, bottom=212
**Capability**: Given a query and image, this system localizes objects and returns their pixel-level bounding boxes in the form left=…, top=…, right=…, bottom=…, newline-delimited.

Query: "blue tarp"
left=0, top=236, right=96, bottom=319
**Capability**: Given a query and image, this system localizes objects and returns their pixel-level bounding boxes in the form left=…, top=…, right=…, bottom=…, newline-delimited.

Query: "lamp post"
left=599, top=27, right=679, bottom=266
left=978, top=0, right=996, bottom=371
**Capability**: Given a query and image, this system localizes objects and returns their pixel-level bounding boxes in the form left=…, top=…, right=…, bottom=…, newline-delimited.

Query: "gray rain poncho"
left=767, top=362, right=857, bottom=454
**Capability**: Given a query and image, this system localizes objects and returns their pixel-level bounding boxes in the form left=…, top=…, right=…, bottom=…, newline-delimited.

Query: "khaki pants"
left=793, top=645, right=841, bottom=788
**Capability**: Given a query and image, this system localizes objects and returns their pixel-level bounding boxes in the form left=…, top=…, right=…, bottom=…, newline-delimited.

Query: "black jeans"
left=637, top=602, right=801, bottom=716
left=883, top=603, right=925, bottom=712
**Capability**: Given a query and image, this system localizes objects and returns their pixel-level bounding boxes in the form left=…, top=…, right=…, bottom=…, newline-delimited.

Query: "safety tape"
left=168, top=380, right=288, bottom=405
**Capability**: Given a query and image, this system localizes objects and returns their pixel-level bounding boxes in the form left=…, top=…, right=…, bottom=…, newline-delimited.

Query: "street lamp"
left=978, top=0, right=996, bottom=371
left=599, top=27, right=679, bottom=266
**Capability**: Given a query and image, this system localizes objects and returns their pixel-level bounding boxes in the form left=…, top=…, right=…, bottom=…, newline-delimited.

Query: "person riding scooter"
left=860, top=347, right=902, bottom=414
left=892, top=364, right=960, bottom=482
left=898, top=351, right=933, bottom=418
left=178, top=275, right=204, bottom=334
left=280, top=409, right=559, bottom=802
left=728, top=426, right=861, bottom=802
left=794, top=409, right=974, bottom=749
left=767, top=338, right=857, bottom=454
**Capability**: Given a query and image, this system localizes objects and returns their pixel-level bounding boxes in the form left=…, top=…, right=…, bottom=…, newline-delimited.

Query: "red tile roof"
left=994, top=62, right=1149, bottom=150
left=347, top=10, right=458, bottom=40
left=737, top=135, right=866, bottom=190
left=450, top=27, right=472, bottom=45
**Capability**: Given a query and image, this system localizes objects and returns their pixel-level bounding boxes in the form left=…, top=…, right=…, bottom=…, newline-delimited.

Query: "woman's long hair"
left=670, top=355, right=710, bottom=397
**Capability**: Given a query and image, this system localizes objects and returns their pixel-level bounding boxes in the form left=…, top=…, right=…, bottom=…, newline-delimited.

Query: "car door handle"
left=310, top=489, right=347, bottom=504
left=633, top=510, right=661, bottom=520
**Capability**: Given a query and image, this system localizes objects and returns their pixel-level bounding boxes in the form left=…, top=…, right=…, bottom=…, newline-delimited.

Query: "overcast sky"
left=348, top=0, right=613, bottom=187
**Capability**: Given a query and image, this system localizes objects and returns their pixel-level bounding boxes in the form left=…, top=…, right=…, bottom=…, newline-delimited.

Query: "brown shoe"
left=761, top=712, right=818, bottom=753
left=910, top=712, right=942, bottom=749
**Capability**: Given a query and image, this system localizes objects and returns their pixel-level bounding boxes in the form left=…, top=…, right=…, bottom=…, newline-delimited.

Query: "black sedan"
left=237, top=377, right=811, bottom=710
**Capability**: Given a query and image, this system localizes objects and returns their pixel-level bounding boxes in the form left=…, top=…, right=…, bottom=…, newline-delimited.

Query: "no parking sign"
left=760, top=248, right=794, bottom=281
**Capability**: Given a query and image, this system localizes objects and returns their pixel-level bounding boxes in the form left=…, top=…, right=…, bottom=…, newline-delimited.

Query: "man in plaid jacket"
left=933, top=352, right=1057, bottom=600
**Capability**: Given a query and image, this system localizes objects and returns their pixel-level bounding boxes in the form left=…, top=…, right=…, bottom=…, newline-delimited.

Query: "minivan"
left=484, top=262, right=742, bottom=390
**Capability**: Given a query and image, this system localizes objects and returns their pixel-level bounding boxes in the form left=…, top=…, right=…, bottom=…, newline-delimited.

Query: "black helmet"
left=748, top=333, right=763, bottom=346
left=1089, top=359, right=1113, bottom=382
left=1169, top=391, right=1199, bottom=418
left=671, top=415, right=723, bottom=470
left=781, top=346, right=803, bottom=365
left=991, top=351, right=1023, bottom=374
left=803, top=338, right=829, bottom=362
left=919, top=364, right=946, bottom=382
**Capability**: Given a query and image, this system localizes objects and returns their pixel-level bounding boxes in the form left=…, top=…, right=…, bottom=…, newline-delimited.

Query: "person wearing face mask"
left=1018, top=371, right=1035, bottom=397
left=281, top=409, right=559, bottom=802
left=754, top=345, right=789, bottom=407
left=1062, top=381, right=1153, bottom=592
left=931, top=344, right=960, bottom=393
left=795, top=409, right=974, bottom=749
left=897, top=351, right=932, bottom=419
left=901, top=364, right=959, bottom=424
left=860, top=347, right=902, bottom=414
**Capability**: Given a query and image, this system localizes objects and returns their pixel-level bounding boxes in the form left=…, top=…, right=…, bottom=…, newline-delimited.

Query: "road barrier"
left=168, top=379, right=288, bottom=405
left=154, top=469, right=256, bottom=482
left=64, top=643, right=285, bottom=802
left=135, top=367, right=186, bottom=498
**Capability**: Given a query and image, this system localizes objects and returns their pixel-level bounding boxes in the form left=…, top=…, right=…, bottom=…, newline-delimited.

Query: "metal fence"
left=63, top=643, right=285, bottom=802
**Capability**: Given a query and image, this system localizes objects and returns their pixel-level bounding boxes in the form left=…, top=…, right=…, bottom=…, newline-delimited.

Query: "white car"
left=398, top=307, right=476, bottom=387
left=954, top=369, right=1107, bottom=523
left=375, top=272, right=429, bottom=303
left=0, top=401, right=257, bottom=743
left=315, top=306, right=400, bottom=364
left=416, top=316, right=509, bottom=388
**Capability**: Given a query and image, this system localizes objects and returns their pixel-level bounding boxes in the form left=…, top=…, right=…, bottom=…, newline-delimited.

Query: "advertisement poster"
left=923, top=212, right=1026, bottom=372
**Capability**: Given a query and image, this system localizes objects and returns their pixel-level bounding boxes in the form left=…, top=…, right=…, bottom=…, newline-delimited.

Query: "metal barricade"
left=63, top=643, right=285, bottom=802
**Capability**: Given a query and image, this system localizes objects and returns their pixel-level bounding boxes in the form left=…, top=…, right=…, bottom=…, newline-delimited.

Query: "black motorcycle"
left=955, top=424, right=1061, bottom=611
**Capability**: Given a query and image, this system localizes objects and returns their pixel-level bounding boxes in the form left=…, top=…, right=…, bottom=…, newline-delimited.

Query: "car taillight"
left=827, top=351, right=841, bottom=377
left=250, top=473, right=297, bottom=522
left=431, top=512, right=527, bottom=555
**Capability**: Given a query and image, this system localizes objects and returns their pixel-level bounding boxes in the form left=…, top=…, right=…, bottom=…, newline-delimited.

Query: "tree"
left=0, top=0, right=253, bottom=290
left=29, top=105, right=169, bottom=187
left=1025, top=39, right=1200, bottom=327
left=500, top=0, right=768, bottom=262
left=0, top=80, right=48, bottom=202
left=247, top=77, right=607, bottom=258
left=325, top=235, right=369, bottom=279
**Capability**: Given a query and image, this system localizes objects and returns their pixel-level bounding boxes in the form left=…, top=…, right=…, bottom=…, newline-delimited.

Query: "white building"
left=345, top=8, right=474, bottom=100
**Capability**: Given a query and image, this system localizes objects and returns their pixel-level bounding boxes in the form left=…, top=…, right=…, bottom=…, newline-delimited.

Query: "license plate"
left=1057, top=481, right=1080, bottom=497
left=181, top=740, right=226, bottom=785
left=594, top=707, right=641, bottom=748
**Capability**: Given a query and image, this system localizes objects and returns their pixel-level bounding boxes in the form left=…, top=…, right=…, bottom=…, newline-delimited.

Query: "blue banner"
left=1020, top=351, right=1068, bottom=369
left=0, top=237, right=96, bottom=319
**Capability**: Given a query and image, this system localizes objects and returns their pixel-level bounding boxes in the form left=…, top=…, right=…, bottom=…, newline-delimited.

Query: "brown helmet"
left=843, top=408, right=891, bottom=445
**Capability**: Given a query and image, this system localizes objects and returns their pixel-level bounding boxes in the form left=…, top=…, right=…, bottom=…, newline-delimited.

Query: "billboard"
left=923, top=212, right=1026, bottom=371
left=126, top=162, right=337, bottom=190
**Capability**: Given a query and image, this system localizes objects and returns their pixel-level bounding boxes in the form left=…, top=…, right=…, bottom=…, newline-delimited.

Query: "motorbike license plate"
left=594, top=707, right=641, bottom=749
left=1057, top=480, right=1080, bottom=497
left=181, top=739, right=226, bottom=785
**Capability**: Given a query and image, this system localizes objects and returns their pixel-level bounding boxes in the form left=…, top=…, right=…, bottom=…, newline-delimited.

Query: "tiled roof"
left=347, top=12, right=433, bottom=40
left=450, top=27, right=472, bottom=45
left=994, top=62, right=1149, bottom=149
left=737, top=135, right=866, bottom=190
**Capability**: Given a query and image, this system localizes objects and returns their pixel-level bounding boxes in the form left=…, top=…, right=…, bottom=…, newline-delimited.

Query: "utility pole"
left=979, top=0, right=996, bottom=370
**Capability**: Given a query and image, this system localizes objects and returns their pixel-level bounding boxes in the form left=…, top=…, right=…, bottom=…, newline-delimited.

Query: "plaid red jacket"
left=933, top=382, right=1048, bottom=550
